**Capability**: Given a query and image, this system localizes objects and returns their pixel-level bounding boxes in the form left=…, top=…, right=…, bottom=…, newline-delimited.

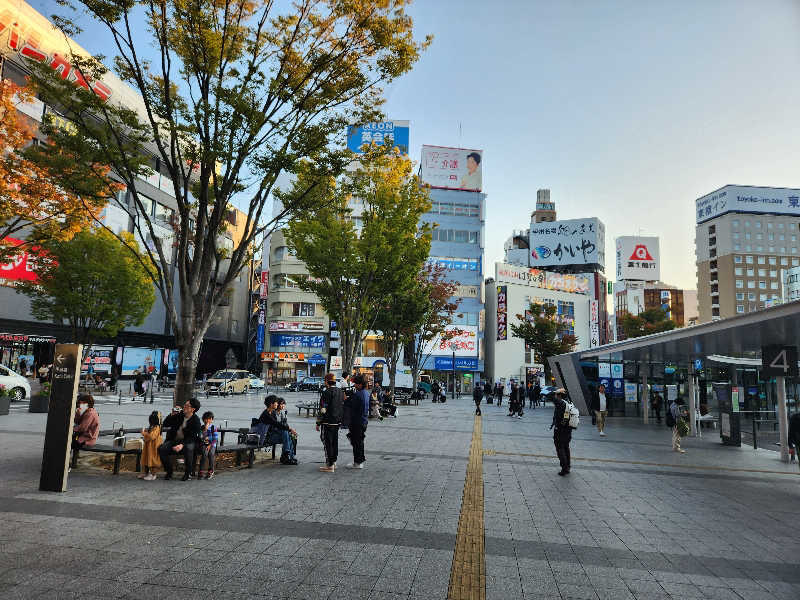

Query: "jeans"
left=596, top=410, right=607, bottom=433
left=199, top=445, right=216, bottom=473
left=320, top=424, right=339, bottom=466
left=474, top=399, right=481, bottom=415
left=349, top=421, right=366, bottom=464
left=267, top=428, right=295, bottom=458
left=158, top=440, right=196, bottom=476
left=553, top=428, right=572, bottom=472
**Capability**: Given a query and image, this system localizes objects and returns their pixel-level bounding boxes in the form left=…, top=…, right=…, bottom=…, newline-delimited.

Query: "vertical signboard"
left=256, top=300, right=265, bottom=353
left=589, top=299, right=599, bottom=348
left=496, top=286, right=507, bottom=340
left=260, top=270, right=269, bottom=298
left=40, top=343, right=82, bottom=492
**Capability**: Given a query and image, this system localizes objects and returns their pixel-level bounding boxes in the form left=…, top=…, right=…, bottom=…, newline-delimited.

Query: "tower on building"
left=532, top=189, right=556, bottom=223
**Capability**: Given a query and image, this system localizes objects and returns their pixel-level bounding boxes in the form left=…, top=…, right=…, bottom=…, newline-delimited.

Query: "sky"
left=31, top=0, right=800, bottom=291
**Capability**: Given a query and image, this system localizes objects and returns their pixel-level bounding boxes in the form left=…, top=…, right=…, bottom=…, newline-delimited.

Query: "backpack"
left=561, top=400, right=580, bottom=429
left=665, top=408, right=676, bottom=428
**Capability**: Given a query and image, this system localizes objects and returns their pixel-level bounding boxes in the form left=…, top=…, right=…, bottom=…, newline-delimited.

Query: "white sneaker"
left=346, top=463, right=364, bottom=469
left=144, top=473, right=157, bottom=481
left=599, top=432, right=606, bottom=436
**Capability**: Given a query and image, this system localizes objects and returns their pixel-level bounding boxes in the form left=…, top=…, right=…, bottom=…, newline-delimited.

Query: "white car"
left=249, top=376, right=265, bottom=390
left=0, top=365, right=31, bottom=401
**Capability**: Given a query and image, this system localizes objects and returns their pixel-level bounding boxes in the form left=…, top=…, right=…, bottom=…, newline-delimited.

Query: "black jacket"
left=473, top=386, right=483, bottom=403
left=318, top=385, right=344, bottom=425
left=483, top=383, right=492, bottom=396
left=259, top=408, right=290, bottom=432
left=551, top=397, right=571, bottom=430
left=789, top=412, right=800, bottom=449
left=163, top=412, right=202, bottom=445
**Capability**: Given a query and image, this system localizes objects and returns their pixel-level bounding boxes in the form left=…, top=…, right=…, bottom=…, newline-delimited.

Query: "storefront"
left=263, top=352, right=308, bottom=384
left=329, top=356, right=386, bottom=385
left=0, top=332, right=56, bottom=375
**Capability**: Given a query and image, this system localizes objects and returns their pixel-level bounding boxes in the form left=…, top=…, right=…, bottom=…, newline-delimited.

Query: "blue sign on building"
left=308, top=353, right=326, bottom=366
left=270, top=334, right=325, bottom=349
left=347, top=121, right=409, bottom=154
left=256, top=324, right=265, bottom=353
left=433, top=357, right=479, bottom=371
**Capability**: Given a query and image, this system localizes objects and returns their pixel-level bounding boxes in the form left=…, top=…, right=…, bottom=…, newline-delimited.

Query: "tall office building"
left=696, top=185, right=800, bottom=322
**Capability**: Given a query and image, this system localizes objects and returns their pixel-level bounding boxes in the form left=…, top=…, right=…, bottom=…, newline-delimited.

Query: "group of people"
left=472, top=379, right=542, bottom=417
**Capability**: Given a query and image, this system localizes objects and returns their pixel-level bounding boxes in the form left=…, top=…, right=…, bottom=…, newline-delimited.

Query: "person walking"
left=532, top=381, right=541, bottom=409
left=494, top=382, right=503, bottom=406
left=346, top=374, right=370, bottom=469
left=550, top=389, right=573, bottom=476
left=591, top=383, right=608, bottom=436
left=484, top=380, right=493, bottom=405
left=669, top=397, right=686, bottom=453
left=651, top=392, right=663, bottom=424
left=472, top=382, right=482, bottom=415
left=317, top=372, right=344, bottom=473
left=508, top=382, right=518, bottom=417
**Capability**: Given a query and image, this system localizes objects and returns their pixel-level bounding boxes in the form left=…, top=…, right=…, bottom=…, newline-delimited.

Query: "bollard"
left=118, top=387, right=122, bottom=406
left=752, top=413, right=757, bottom=450
left=149, top=383, right=154, bottom=404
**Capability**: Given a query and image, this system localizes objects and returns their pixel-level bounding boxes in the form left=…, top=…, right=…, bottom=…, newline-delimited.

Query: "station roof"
left=576, top=300, right=800, bottom=365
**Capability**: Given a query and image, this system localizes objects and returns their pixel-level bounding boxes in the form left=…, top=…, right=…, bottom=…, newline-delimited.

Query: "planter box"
left=29, top=395, right=49, bottom=413
left=0, top=396, right=9, bottom=416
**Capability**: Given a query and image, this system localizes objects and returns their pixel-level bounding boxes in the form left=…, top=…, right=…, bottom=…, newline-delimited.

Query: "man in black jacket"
left=259, top=397, right=298, bottom=465
left=316, top=373, right=344, bottom=472
left=550, top=389, right=572, bottom=476
left=473, top=382, right=482, bottom=415
left=158, top=397, right=202, bottom=481
left=483, top=380, right=493, bottom=404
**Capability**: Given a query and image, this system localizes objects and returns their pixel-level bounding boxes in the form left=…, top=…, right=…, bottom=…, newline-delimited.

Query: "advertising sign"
left=420, top=145, right=483, bottom=192
left=610, top=363, right=623, bottom=379
left=270, top=334, right=325, bottom=349
left=167, top=349, right=179, bottom=374
left=624, top=382, right=638, bottom=403
left=598, top=362, right=611, bottom=378
left=40, top=343, right=82, bottom=492
left=269, top=321, right=325, bottom=332
left=696, top=185, right=800, bottom=224
left=264, top=352, right=306, bottom=362
left=529, top=218, right=605, bottom=268
left=0, top=237, right=39, bottom=285
left=121, top=347, right=162, bottom=376
left=329, top=356, right=342, bottom=370
left=611, top=378, right=624, bottom=397
left=81, top=345, right=113, bottom=374
left=426, top=325, right=478, bottom=358
left=434, top=356, right=479, bottom=371
left=496, top=286, right=507, bottom=340
left=260, top=270, right=269, bottom=298
left=615, top=236, right=660, bottom=281
left=589, top=299, right=599, bottom=348
left=347, top=120, right=410, bottom=154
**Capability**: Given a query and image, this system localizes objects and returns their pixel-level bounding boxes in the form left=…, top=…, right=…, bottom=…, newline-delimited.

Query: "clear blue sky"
left=36, top=0, right=800, bottom=290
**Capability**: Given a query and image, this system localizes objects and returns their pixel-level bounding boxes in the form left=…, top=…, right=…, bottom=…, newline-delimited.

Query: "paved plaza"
left=1, top=391, right=799, bottom=599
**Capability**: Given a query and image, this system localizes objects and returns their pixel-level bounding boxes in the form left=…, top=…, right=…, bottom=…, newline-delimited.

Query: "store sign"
left=346, top=120, right=409, bottom=154
left=434, top=356, right=478, bottom=371
left=420, top=145, right=483, bottom=192
left=696, top=185, right=800, bottom=224
left=529, top=218, right=605, bottom=268
left=616, top=236, right=660, bottom=281
left=589, top=299, right=599, bottom=348
left=260, top=270, right=269, bottom=298
left=426, top=325, right=478, bottom=358
left=80, top=345, right=113, bottom=374
left=0, top=237, right=40, bottom=285
left=263, top=352, right=306, bottom=362
left=495, top=262, right=591, bottom=294
left=269, top=321, right=325, bottom=332
left=0, top=332, right=55, bottom=343
left=270, top=334, right=325, bottom=349
left=329, top=356, right=342, bottom=370
left=455, top=285, right=479, bottom=298
left=0, top=9, right=113, bottom=101
left=624, top=382, right=638, bottom=403
left=496, top=286, right=507, bottom=340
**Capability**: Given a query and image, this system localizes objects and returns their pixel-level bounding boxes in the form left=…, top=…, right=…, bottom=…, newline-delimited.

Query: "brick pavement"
left=0, top=392, right=798, bottom=599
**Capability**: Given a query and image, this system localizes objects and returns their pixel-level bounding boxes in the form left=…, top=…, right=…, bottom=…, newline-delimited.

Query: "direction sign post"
left=762, top=345, right=796, bottom=463
left=777, top=376, right=790, bottom=463
left=40, top=343, right=82, bottom=492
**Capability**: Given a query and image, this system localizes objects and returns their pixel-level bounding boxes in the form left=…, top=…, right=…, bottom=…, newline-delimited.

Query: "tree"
left=283, top=145, right=432, bottom=374
left=27, top=0, right=429, bottom=402
left=406, top=262, right=462, bottom=391
left=16, top=228, right=155, bottom=347
left=510, top=302, right=577, bottom=383
left=618, top=308, right=677, bottom=339
left=0, top=80, right=120, bottom=263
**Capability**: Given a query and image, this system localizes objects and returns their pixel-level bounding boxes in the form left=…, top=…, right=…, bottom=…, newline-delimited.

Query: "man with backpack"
left=550, top=388, right=578, bottom=476
left=317, top=373, right=344, bottom=472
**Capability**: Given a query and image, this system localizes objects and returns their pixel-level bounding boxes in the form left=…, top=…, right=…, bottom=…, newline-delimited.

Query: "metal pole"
left=641, top=371, right=648, bottom=424
left=777, top=375, right=789, bottom=462
left=752, top=412, right=758, bottom=450
left=688, top=366, right=697, bottom=437
left=451, top=350, right=455, bottom=400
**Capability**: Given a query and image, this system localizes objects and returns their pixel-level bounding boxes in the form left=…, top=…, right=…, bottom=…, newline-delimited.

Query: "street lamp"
left=449, top=342, right=457, bottom=400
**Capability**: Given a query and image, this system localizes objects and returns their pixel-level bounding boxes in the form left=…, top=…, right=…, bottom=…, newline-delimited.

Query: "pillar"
left=777, top=376, right=789, bottom=463
left=688, top=366, right=697, bottom=437
left=641, top=369, right=648, bottom=425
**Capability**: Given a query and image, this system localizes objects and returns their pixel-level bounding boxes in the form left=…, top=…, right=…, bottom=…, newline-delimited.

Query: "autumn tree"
left=406, top=262, right=462, bottom=391
left=0, top=80, right=120, bottom=263
left=283, top=145, right=432, bottom=374
left=510, top=302, right=577, bottom=383
left=17, top=228, right=155, bottom=347
left=618, top=307, right=677, bottom=340
left=27, top=0, right=429, bottom=402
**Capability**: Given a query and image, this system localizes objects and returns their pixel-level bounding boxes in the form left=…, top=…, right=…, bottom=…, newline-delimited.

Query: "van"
left=205, top=369, right=251, bottom=395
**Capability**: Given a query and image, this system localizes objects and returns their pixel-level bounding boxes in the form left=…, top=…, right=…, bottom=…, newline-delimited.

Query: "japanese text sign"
left=420, top=145, right=483, bottom=192
left=347, top=120, right=410, bottom=154
left=529, top=218, right=605, bottom=268
left=696, top=185, right=800, bottom=224
left=616, top=236, right=660, bottom=281
left=497, top=286, right=508, bottom=341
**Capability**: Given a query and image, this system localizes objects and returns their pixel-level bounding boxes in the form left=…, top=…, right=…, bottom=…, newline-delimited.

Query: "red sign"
left=0, top=238, right=39, bottom=284
left=260, top=270, right=269, bottom=298
left=629, top=245, right=654, bottom=261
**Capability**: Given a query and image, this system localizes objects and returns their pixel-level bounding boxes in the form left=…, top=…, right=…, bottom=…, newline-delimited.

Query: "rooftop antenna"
left=458, top=121, right=462, bottom=143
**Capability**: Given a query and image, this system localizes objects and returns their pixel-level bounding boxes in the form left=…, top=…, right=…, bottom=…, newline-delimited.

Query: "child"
left=276, top=398, right=298, bottom=452
left=139, top=411, right=162, bottom=481
left=198, top=411, right=219, bottom=479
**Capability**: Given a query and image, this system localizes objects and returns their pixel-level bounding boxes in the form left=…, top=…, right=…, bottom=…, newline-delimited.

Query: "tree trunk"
left=174, top=303, right=205, bottom=405
left=386, top=337, right=398, bottom=396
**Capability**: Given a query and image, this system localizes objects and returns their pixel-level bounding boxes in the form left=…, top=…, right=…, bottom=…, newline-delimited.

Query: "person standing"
left=651, top=392, right=663, bottom=424
left=550, top=389, right=573, bottom=476
left=317, top=373, right=344, bottom=473
left=508, top=382, right=518, bottom=417
left=669, top=397, right=686, bottom=453
left=431, top=380, right=440, bottom=403
left=591, top=383, right=608, bottom=436
left=484, top=380, right=493, bottom=405
left=347, top=374, right=370, bottom=469
left=472, top=382, right=482, bottom=415
left=494, top=382, right=502, bottom=406
left=532, top=381, right=541, bottom=409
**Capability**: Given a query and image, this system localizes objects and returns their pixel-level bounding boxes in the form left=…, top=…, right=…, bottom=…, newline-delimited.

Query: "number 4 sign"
left=761, top=346, right=799, bottom=377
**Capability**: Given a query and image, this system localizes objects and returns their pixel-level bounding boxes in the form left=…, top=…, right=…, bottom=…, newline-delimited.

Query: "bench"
left=297, top=402, right=319, bottom=417
left=71, top=429, right=143, bottom=475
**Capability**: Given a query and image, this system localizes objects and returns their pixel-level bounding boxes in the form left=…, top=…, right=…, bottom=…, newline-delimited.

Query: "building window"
left=771, top=282, right=779, bottom=290
left=793, top=259, right=799, bottom=266
left=745, top=245, right=752, bottom=251
left=736, top=293, right=744, bottom=301
left=748, top=292, right=756, bottom=301
left=756, top=233, right=763, bottom=240
left=757, top=256, right=764, bottom=264
left=748, top=268, right=755, bottom=276
left=759, top=281, right=766, bottom=289
left=768, top=222, right=774, bottom=229
left=745, top=232, right=752, bottom=240
left=734, top=243, right=741, bottom=250
left=769, top=257, right=777, bottom=265
left=756, top=245, right=764, bottom=252
left=748, top=281, right=755, bottom=289
left=735, top=268, right=743, bottom=276
left=781, top=257, right=788, bottom=266
left=794, top=248, right=798, bottom=254
left=755, top=268, right=762, bottom=276
left=734, top=256, right=743, bottom=264
left=780, top=234, right=785, bottom=241
left=736, top=280, right=743, bottom=288
left=732, top=220, right=740, bottom=228
left=745, top=220, right=751, bottom=227
left=755, top=221, right=762, bottom=228
left=780, top=247, right=786, bottom=253
left=779, top=223, right=785, bottom=229
left=736, top=305, right=744, bottom=314
left=770, top=270, right=778, bottom=278
left=733, top=232, right=740, bottom=239
left=760, top=294, right=767, bottom=301
left=291, top=302, right=315, bottom=316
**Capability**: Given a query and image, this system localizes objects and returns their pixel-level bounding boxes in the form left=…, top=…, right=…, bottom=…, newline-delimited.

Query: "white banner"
left=528, top=218, right=605, bottom=268
left=424, top=325, right=479, bottom=358
left=420, top=145, right=483, bottom=192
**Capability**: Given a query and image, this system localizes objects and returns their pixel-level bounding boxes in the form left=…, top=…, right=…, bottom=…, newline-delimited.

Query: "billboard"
left=616, top=236, right=660, bottom=281
left=496, top=286, right=508, bottom=340
left=696, top=185, right=800, bottom=224
left=0, top=237, right=40, bottom=285
left=495, top=263, right=591, bottom=295
left=528, top=218, right=605, bottom=269
left=420, top=145, right=483, bottom=192
left=425, top=325, right=478, bottom=358
left=121, top=347, right=162, bottom=376
left=347, top=120, right=410, bottom=154
left=270, top=334, right=325, bottom=349
left=81, top=345, right=113, bottom=374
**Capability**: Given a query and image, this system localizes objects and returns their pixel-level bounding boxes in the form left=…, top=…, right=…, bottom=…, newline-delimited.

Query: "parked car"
left=205, top=369, right=251, bottom=395
left=249, top=376, right=265, bottom=390
left=0, top=365, right=31, bottom=401
left=285, top=377, right=324, bottom=392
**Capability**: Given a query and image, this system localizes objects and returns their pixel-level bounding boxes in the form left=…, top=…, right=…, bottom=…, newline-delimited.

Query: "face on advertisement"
left=466, top=154, right=479, bottom=174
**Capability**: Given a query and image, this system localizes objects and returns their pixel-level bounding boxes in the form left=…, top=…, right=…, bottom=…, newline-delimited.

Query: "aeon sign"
left=0, top=10, right=112, bottom=101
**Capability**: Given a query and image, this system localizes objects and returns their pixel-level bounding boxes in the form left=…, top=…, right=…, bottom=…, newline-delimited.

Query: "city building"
left=695, top=185, right=800, bottom=322
left=0, top=0, right=250, bottom=376
left=486, top=262, right=593, bottom=385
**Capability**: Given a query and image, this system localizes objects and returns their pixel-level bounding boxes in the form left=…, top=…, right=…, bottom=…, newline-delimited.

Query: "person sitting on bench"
left=73, top=394, right=100, bottom=449
left=158, top=398, right=202, bottom=481
left=258, top=396, right=298, bottom=465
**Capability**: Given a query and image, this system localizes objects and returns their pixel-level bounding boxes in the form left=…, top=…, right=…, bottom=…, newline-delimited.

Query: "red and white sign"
left=0, top=237, right=39, bottom=285
left=269, top=321, right=324, bottom=332
left=425, top=325, right=478, bottom=358
left=629, top=245, right=654, bottom=261
left=615, top=236, right=660, bottom=281
left=260, top=270, right=269, bottom=298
